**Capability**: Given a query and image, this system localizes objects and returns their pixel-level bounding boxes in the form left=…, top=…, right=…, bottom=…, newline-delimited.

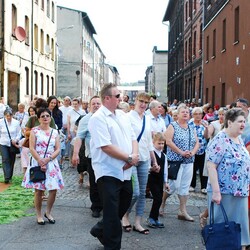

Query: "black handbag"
left=168, top=161, right=182, bottom=180
left=201, top=202, right=241, bottom=250
left=29, top=129, right=53, bottom=183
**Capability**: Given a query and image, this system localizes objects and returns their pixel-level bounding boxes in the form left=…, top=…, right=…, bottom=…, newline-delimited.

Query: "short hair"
left=37, top=108, right=51, bottom=118
left=150, top=94, right=157, bottom=100
left=177, top=103, right=188, bottom=113
left=4, top=108, right=13, bottom=116
left=18, top=103, right=25, bottom=109
left=35, top=98, right=48, bottom=109
left=72, top=98, right=80, bottom=103
left=136, top=92, right=150, bottom=101
left=118, top=102, right=130, bottom=112
left=224, top=108, right=245, bottom=128
left=192, top=107, right=203, bottom=115
left=90, top=95, right=100, bottom=102
left=100, top=83, right=117, bottom=101
left=236, top=98, right=249, bottom=107
left=153, top=132, right=165, bottom=142
left=149, top=100, right=160, bottom=110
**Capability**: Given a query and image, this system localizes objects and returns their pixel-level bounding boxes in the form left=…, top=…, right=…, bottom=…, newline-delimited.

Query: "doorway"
left=8, top=71, right=20, bottom=111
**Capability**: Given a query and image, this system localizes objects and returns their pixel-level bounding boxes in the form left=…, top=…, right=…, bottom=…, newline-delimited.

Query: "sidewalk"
left=0, top=158, right=207, bottom=250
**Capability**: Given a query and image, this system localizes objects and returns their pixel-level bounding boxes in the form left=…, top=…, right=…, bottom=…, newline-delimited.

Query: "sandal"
left=78, top=178, right=83, bottom=184
left=133, top=226, right=149, bottom=235
left=199, top=213, right=207, bottom=228
left=122, top=224, right=132, bottom=232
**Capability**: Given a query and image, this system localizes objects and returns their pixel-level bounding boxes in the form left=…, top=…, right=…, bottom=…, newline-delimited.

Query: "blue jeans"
left=127, top=160, right=149, bottom=217
left=0, top=145, right=16, bottom=181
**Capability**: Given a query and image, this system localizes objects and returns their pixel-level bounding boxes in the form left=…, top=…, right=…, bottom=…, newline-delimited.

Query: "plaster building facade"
left=203, top=0, right=250, bottom=106
left=0, top=0, right=56, bottom=110
left=163, top=0, right=184, bottom=103
left=152, top=46, right=168, bottom=103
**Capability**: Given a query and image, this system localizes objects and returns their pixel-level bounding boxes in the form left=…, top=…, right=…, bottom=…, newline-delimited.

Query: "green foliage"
left=0, top=176, right=34, bottom=224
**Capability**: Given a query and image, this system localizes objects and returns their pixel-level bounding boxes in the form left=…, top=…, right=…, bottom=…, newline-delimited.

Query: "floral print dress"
left=22, top=127, right=64, bottom=191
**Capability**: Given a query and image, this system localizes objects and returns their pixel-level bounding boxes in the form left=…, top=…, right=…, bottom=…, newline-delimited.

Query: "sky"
left=55, top=0, right=169, bottom=83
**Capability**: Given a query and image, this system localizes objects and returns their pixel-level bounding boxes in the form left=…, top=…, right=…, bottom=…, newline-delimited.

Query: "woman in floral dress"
left=206, top=108, right=250, bottom=248
left=22, top=108, right=64, bottom=225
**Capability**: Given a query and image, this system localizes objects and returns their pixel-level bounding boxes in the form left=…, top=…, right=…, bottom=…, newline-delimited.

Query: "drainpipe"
left=30, top=0, right=34, bottom=100
left=0, top=0, right=5, bottom=98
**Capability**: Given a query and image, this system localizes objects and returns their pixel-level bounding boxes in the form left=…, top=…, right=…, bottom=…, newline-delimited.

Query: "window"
left=46, top=75, right=49, bottom=97
left=206, top=35, right=209, bottom=62
left=25, top=67, right=29, bottom=95
left=46, top=34, right=50, bottom=57
left=51, top=77, right=54, bottom=95
left=192, top=76, right=196, bottom=98
left=47, top=0, right=50, bottom=18
left=51, top=1, right=55, bottom=22
left=199, top=72, right=202, bottom=99
left=34, top=24, right=38, bottom=50
left=234, top=6, right=239, bottom=43
left=212, top=29, right=216, bottom=57
left=222, top=19, right=226, bottom=51
left=185, top=2, right=188, bottom=22
left=188, top=37, right=192, bottom=61
left=12, top=4, right=17, bottom=36
left=40, top=73, right=44, bottom=95
left=185, top=41, right=188, bottom=63
left=40, top=29, right=44, bottom=53
left=193, top=31, right=197, bottom=57
left=212, top=86, right=215, bottom=106
left=51, top=38, right=54, bottom=60
left=41, top=0, right=44, bottom=10
left=189, top=0, right=193, bottom=18
left=34, top=71, right=38, bottom=95
left=199, top=24, right=202, bottom=51
left=221, top=83, right=225, bottom=106
left=35, top=0, right=38, bottom=4
left=205, top=88, right=209, bottom=103
left=25, top=16, right=30, bottom=45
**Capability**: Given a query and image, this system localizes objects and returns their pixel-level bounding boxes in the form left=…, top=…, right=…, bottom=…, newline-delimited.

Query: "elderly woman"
left=189, top=107, right=208, bottom=194
left=206, top=108, right=250, bottom=249
left=159, top=103, right=199, bottom=221
left=0, top=109, right=21, bottom=183
left=22, top=108, right=64, bottom=225
left=122, top=92, right=158, bottom=234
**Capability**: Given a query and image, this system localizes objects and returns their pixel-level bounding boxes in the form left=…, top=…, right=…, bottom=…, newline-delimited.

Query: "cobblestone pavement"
left=0, top=157, right=208, bottom=250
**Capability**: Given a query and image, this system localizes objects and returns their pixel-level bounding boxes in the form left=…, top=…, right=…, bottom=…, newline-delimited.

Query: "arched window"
left=25, top=16, right=30, bottom=45
left=12, top=4, right=17, bottom=36
left=34, top=71, right=38, bottom=95
left=40, top=73, right=44, bottom=95
left=25, top=67, right=29, bottom=95
left=46, top=75, right=49, bottom=97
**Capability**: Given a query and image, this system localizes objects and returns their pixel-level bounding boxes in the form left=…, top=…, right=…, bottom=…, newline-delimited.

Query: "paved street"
left=0, top=158, right=207, bottom=250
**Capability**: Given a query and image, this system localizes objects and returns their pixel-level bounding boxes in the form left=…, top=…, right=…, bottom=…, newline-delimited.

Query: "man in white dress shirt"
left=88, top=83, right=139, bottom=249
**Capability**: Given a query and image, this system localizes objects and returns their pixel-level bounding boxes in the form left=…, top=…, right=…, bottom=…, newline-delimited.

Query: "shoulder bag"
left=4, top=118, right=20, bottom=154
left=137, top=115, right=146, bottom=142
left=201, top=202, right=241, bottom=250
left=29, top=129, right=53, bottom=183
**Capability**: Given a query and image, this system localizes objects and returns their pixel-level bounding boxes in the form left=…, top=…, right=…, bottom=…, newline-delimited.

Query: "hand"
left=123, top=162, right=133, bottom=170
left=151, top=164, right=160, bottom=173
left=130, top=153, right=139, bottom=166
left=72, top=154, right=79, bottom=167
left=164, top=183, right=170, bottom=192
left=212, top=191, right=221, bottom=205
left=183, top=150, right=192, bottom=158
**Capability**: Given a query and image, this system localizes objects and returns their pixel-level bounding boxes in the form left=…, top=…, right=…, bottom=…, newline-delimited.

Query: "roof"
left=162, top=0, right=175, bottom=22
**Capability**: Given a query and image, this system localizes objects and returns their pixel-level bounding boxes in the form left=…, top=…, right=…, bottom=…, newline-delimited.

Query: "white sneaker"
left=189, top=187, right=195, bottom=192
left=201, top=188, right=207, bottom=194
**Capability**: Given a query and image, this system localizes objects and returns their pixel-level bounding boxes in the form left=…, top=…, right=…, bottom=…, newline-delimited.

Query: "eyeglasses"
left=40, top=114, right=50, bottom=118
left=109, top=94, right=120, bottom=99
left=138, top=99, right=149, bottom=105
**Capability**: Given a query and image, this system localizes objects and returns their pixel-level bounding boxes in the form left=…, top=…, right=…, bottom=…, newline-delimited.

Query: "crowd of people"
left=0, top=88, right=249, bottom=249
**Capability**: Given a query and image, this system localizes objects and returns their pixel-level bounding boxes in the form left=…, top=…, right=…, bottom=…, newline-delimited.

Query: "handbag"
left=167, top=161, right=182, bottom=180
left=29, top=129, right=53, bottom=183
left=4, top=118, right=20, bottom=154
left=201, top=202, right=241, bottom=250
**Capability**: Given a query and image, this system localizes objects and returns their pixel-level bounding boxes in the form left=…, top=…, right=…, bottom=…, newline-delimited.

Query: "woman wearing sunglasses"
left=22, top=108, right=64, bottom=225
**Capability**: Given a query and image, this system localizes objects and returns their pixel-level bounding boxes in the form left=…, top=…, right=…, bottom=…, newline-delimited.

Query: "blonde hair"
left=153, top=132, right=165, bottom=142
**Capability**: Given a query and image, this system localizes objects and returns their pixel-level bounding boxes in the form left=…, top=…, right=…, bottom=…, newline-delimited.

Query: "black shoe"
left=44, top=213, right=55, bottom=224
left=37, top=220, right=45, bottom=225
left=4, top=180, right=10, bottom=184
left=90, top=226, right=104, bottom=245
left=92, top=210, right=101, bottom=218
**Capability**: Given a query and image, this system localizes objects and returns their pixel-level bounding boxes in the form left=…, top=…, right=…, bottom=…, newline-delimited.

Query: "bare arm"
left=207, top=160, right=221, bottom=204
left=72, top=137, right=82, bottom=166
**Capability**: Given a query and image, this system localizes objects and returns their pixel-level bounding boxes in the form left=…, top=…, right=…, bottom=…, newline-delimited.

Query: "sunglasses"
left=40, top=114, right=50, bottom=118
left=109, top=94, right=120, bottom=99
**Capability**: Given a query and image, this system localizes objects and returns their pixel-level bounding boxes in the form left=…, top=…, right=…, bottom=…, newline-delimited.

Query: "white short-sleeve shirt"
left=88, top=106, right=136, bottom=182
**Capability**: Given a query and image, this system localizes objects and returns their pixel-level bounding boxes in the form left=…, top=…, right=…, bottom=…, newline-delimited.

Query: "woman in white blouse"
left=122, top=92, right=158, bottom=234
left=0, top=108, right=21, bottom=183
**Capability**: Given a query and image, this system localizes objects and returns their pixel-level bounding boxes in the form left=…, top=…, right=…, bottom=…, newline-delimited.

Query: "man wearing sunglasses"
left=88, top=83, right=139, bottom=249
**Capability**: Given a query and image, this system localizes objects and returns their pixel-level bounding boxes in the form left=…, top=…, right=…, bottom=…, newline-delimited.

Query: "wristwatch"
left=127, top=154, right=132, bottom=164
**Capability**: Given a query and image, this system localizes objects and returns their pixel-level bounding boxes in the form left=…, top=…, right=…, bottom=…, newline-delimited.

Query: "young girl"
left=146, top=132, right=169, bottom=228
